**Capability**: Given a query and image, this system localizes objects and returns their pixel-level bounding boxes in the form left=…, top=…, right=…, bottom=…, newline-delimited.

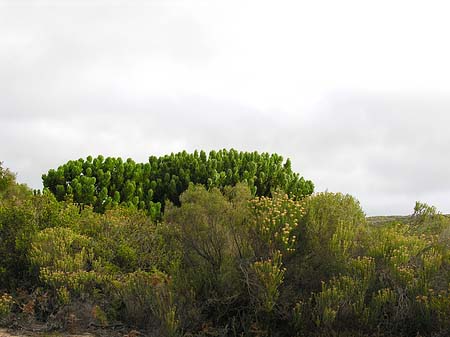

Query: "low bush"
left=1, top=160, right=450, bottom=337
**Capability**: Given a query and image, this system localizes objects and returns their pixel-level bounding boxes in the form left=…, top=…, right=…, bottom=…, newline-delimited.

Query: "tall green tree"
left=42, top=150, right=314, bottom=218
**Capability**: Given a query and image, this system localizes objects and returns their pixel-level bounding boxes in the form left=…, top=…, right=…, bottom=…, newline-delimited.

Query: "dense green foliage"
left=42, top=150, right=314, bottom=218
left=2, top=160, right=450, bottom=337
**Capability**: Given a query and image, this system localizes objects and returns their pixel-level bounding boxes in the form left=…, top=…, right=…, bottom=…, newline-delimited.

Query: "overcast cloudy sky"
left=1, top=0, right=449, bottom=215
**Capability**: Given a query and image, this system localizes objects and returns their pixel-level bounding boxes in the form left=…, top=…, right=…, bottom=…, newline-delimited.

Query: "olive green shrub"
left=114, top=270, right=178, bottom=335
left=163, top=184, right=251, bottom=332
left=25, top=200, right=174, bottom=327
left=287, top=198, right=450, bottom=336
left=287, top=192, right=366, bottom=294
left=0, top=197, right=39, bottom=288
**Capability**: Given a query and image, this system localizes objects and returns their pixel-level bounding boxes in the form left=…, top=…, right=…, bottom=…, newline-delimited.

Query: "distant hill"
left=366, top=215, right=411, bottom=226
left=367, top=214, right=450, bottom=226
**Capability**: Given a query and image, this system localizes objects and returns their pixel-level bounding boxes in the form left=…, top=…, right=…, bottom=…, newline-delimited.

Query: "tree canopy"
left=42, top=149, right=314, bottom=217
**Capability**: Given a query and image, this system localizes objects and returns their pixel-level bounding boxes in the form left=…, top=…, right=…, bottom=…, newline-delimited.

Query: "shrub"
left=164, top=184, right=251, bottom=300
left=287, top=192, right=366, bottom=294
left=0, top=162, right=30, bottom=202
left=0, top=293, right=13, bottom=320
left=114, top=270, right=179, bottom=335
left=0, top=198, right=39, bottom=288
left=250, top=250, right=286, bottom=313
left=248, top=192, right=306, bottom=256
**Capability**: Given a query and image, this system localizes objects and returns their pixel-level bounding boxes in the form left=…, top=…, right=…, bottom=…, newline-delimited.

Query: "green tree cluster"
left=41, top=150, right=314, bottom=217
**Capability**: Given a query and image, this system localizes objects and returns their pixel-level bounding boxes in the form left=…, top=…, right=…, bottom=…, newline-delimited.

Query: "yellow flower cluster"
left=250, top=192, right=305, bottom=253
left=0, top=293, right=14, bottom=317
left=416, top=294, right=429, bottom=303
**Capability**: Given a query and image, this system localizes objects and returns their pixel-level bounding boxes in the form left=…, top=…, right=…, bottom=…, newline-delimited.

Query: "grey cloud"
left=2, top=90, right=450, bottom=216
left=0, top=3, right=213, bottom=119
left=282, top=94, right=450, bottom=215
left=1, top=3, right=449, bottom=217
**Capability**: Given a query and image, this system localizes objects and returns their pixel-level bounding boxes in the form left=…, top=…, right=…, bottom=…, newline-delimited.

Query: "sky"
left=1, top=0, right=450, bottom=215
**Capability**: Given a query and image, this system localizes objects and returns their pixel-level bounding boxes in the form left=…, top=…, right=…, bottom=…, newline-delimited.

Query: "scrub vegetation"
left=1, top=151, right=449, bottom=337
